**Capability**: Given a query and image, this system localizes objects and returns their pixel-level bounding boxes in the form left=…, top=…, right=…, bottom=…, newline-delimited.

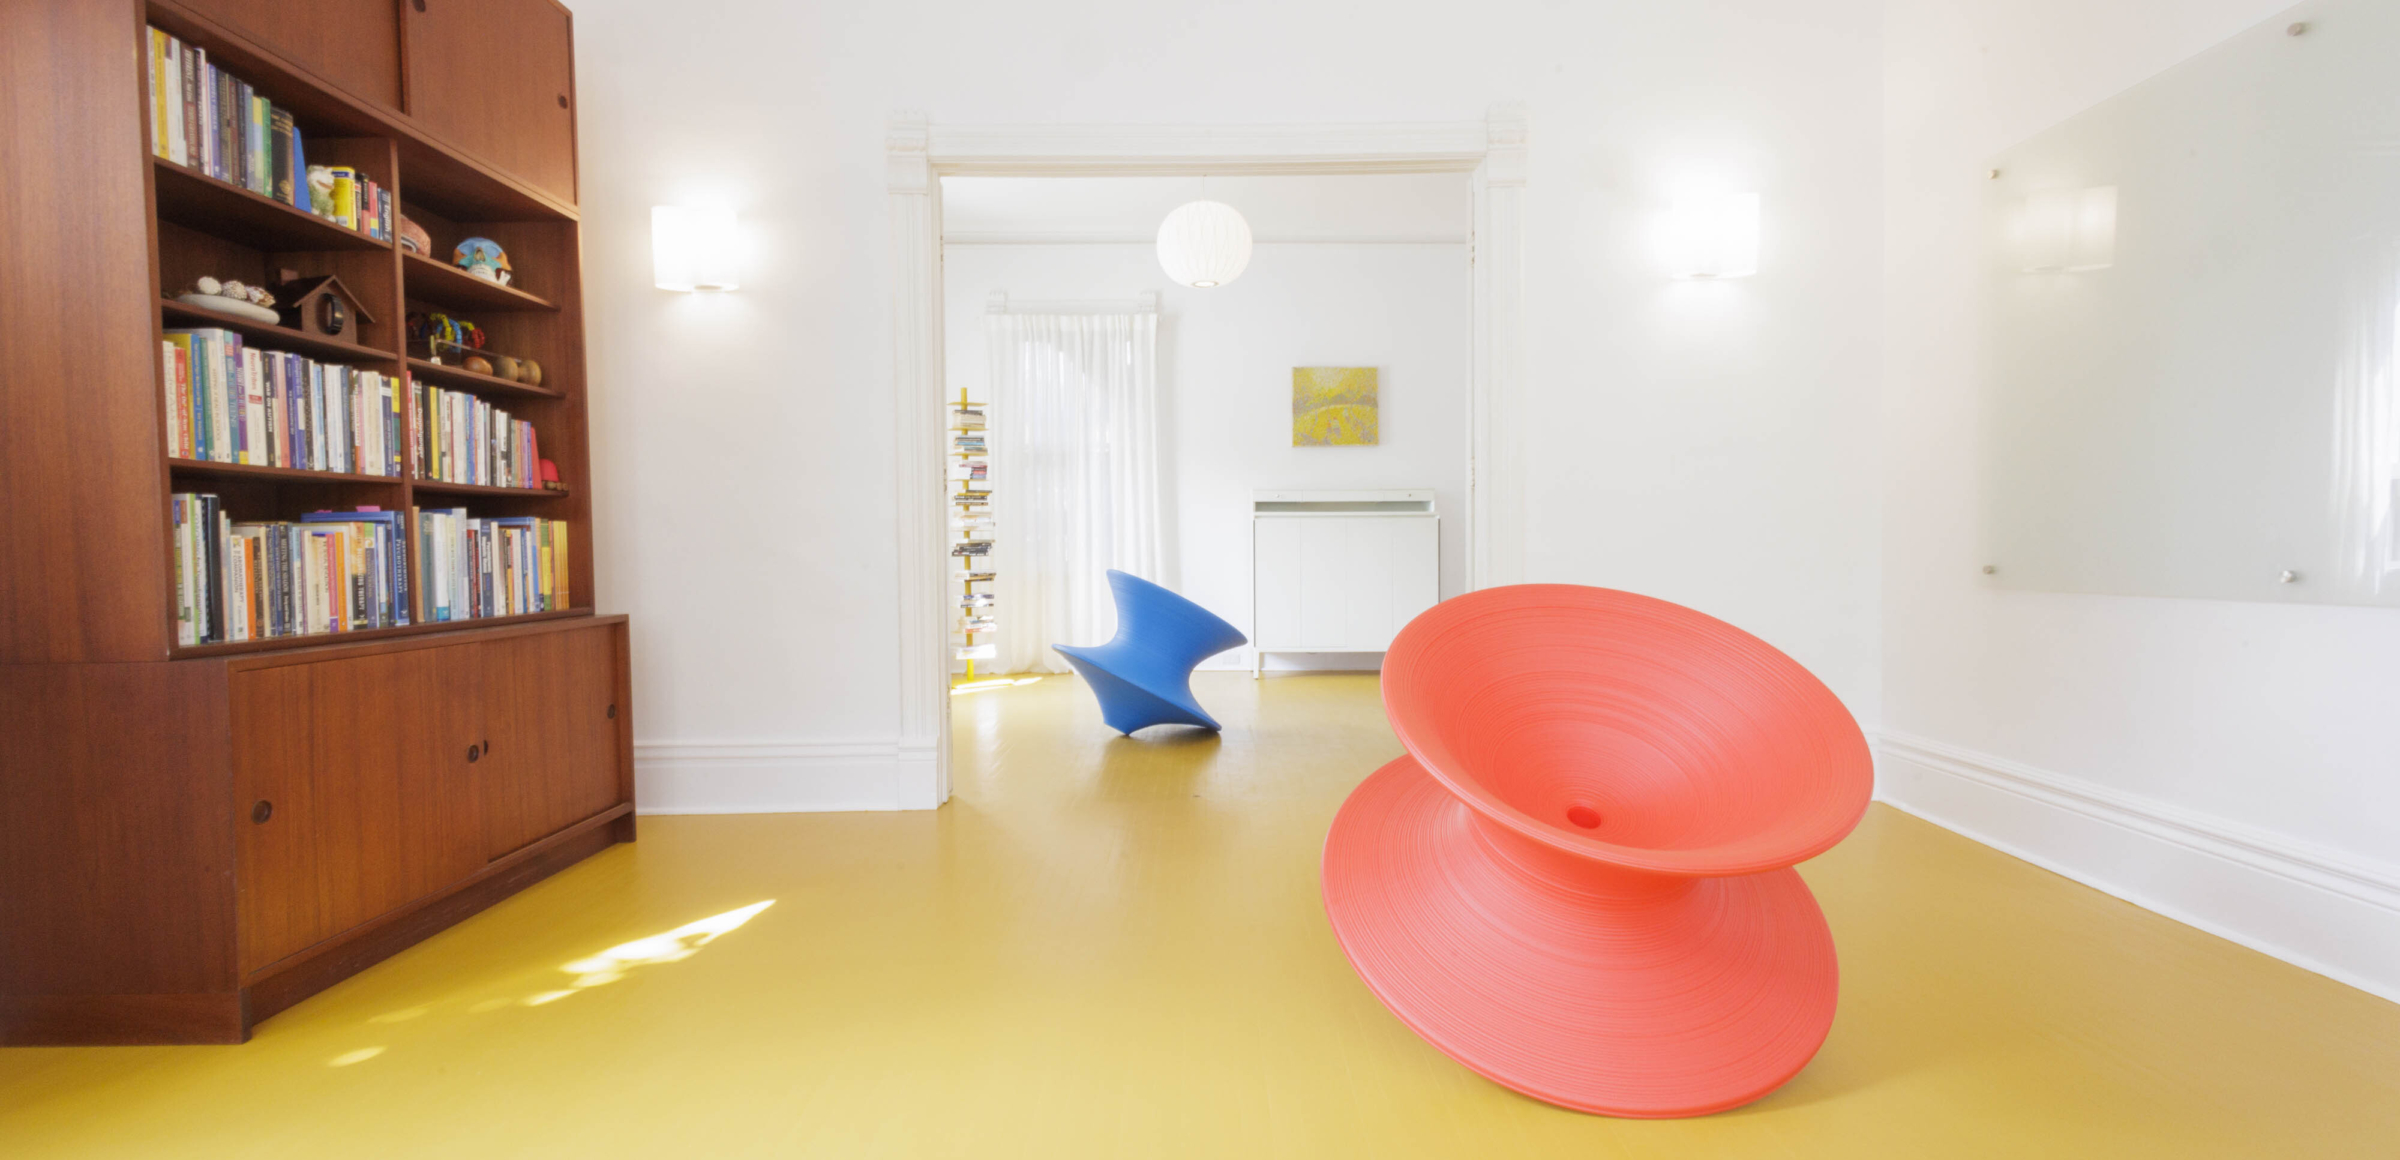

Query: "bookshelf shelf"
left=167, top=607, right=595, bottom=660
left=412, top=479, right=569, bottom=499
left=406, top=357, right=563, bottom=399
left=167, top=458, right=402, bottom=486
left=152, top=158, right=391, bottom=254
left=160, top=299, right=397, bottom=365
left=403, top=251, right=558, bottom=312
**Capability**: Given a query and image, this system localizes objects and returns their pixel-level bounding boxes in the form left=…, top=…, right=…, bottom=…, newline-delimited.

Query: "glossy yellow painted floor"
left=5, top=673, right=2398, bottom=1157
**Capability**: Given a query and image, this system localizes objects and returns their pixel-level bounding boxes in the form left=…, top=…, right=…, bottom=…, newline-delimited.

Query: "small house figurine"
left=271, top=275, right=371, bottom=339
left=453, top=237, right=512, bottom=286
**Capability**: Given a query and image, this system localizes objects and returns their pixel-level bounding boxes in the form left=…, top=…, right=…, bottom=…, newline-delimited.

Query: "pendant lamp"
left=1156, top=199, right=1252, bottom=288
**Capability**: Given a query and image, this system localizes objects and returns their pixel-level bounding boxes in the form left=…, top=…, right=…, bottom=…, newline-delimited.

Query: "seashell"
left=193, top=275, right=222, bottom=296
left=219, top=280, right=248, bottom=299
left=247, top=286, right=275, bottom=307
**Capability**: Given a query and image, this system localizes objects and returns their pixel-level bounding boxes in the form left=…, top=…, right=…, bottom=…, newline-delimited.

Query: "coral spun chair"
left=1054, top=570, right=1248, bottom=734
left=1320, top=584, right=1873, bottom=1117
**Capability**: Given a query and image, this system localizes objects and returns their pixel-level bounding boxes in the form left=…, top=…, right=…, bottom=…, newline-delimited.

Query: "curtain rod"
left=986, top=290, right=1161, bottom=315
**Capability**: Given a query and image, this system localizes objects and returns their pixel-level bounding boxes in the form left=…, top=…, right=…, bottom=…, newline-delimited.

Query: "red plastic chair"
left=1321, top=585, right=1872, bottom=1117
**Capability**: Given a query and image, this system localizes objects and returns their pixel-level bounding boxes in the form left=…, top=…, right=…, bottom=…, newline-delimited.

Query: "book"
left=270, top=107, right=295, bottom=205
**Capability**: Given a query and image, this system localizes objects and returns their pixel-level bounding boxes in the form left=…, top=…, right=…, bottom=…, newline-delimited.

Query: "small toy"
left=408, top=311, right=486, bottom=361
left=453, top=237, right=512, bottom=286
left=540, top=459, right=562, bottom=490
left=270, top=274, right=370, bottom=339
left=397, top=215, right=432, bottom=256
left=306, top=165, right=337, bottom=218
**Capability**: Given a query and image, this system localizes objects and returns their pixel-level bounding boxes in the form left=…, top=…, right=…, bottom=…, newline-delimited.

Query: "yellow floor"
left=4, top=673, right=2397, bottom=1157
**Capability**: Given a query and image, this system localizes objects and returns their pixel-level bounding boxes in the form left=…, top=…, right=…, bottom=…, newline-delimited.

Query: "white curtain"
left=987, top=310, right=1163, bottom=673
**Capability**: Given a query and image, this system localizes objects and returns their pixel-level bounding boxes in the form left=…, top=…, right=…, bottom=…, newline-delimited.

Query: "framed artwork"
left=1293, top=366, right=1378, bottom=446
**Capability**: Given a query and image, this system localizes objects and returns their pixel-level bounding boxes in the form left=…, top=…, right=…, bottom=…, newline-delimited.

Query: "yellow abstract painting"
left=1292, top=366, right=1378, bottom=446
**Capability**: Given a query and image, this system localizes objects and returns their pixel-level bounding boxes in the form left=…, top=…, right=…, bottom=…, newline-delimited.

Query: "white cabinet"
left=1251, top=490, right=1440, bottom=675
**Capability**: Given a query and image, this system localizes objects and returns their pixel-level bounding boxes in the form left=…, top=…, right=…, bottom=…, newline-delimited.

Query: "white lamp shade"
left=1156, top=200, right=1253, bottom=288
left=652, top=205, right=740, bottom=291
left=1660, top=192, right=1761, bottom=279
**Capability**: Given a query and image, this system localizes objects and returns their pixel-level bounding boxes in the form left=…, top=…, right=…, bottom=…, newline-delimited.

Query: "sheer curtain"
left=987, top=309, right=1162, bottom=673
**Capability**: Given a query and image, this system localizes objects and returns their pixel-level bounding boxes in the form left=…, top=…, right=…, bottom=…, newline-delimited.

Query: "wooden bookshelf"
left=413, top=479, right=571, bottom=500
left=404, top=250, right=560, bottom=312
left=0, top=0, right=623, bottom=1046
left=161, top=298, right=398, bottom=364
left=407, top=356, right=564, bottom=399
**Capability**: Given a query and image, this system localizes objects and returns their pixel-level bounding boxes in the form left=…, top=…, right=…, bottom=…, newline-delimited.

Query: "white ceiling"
left=938, top=173, right=1470, bottom=244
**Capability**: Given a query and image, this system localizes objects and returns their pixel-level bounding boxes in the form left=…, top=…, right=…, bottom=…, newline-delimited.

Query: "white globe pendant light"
left=1156, top=199, right=1253, bottom=288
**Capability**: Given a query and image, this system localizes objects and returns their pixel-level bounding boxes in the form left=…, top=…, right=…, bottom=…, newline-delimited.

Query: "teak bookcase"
left=0, top=0, right=631, bottom=1045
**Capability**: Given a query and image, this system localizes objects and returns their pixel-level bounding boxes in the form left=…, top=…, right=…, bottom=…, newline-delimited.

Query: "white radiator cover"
left=1251, top=490, right=1440, bottom=673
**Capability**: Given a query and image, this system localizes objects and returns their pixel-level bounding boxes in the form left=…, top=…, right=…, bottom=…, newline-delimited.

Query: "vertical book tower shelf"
left=2, top=0, right=632, bottom=1046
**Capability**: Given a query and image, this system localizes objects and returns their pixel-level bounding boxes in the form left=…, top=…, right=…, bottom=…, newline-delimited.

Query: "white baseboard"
left=1875, top=732, right=2400, bottom=1004
left=636, top=738, right=945, bottom=814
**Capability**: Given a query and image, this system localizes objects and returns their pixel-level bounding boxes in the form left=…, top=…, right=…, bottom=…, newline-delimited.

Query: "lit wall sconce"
left=1660, top=192, right=1761, bottom=279
left=652, top=206, right=740, bottom=291
left=2009, top=186, right=2115, bottom=272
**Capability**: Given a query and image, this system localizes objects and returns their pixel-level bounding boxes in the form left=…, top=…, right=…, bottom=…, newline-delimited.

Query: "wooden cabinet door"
left=402, top=0, right=578, bottom=204
left=180, top=0, right=403, bottom=110
left=232, top=664, right=328, bottom=975
left=234, top=645, right=484, bottom=974
left=305, top=646, right=485, bottom=940
left=481, top=626, right=620, bottom=860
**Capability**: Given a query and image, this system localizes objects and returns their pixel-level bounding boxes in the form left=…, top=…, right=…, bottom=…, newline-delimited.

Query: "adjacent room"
left=2, top=0, right=2396, bottom=1155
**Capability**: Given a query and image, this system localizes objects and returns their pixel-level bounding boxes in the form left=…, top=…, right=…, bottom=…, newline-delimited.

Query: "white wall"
left=573, top=0, right=1887, bottom=813
left=942, top=238, right=1471, bottom=671
left=1880, top=0, right=2400, bottom=1000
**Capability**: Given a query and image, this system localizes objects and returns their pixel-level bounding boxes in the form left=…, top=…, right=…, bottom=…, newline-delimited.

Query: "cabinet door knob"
left=607, top=703, right=617, bottom=719
left=482, top=738, right=492, bottom=755
left=557, top=94, right=570, bottom=109
left=412, top=0, right=426, bottom=11
left=252, top=800, right=273, bottom=824
left=467, top=744, right=481, bottom=763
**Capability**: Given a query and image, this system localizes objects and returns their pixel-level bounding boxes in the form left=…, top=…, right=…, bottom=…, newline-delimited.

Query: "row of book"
left=170, top=496, right=572, bottom=644
left=144, top=26, right=393, bottom=241
left=416, top=509, right=570, bottom=622
left=414, top=383, right=542, bottom=488
left=172, top=495, right=410, bottom=645
left=162, top=329, right=401, bottom=476
left=953, top=403, right=994, bottom=662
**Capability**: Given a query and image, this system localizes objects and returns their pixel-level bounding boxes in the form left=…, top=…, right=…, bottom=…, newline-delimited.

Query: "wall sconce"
left=2009, top=186, right=2115, bottom=272
left=1660, top=192, right=1761, bottom=279
left=652, top=206, right=740, bottom=291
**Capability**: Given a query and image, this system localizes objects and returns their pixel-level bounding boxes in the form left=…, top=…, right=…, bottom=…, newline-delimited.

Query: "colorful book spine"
left=160, top=330, right=396, bottom=474
left=176, top=496, right=413, bottom=643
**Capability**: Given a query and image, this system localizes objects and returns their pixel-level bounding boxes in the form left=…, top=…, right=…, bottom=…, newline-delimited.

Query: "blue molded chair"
left=1054, top=570, right=1248, bottom=734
